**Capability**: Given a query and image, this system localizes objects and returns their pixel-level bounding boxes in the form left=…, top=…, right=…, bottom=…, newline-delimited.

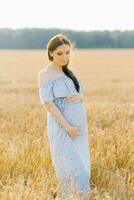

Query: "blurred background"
left=0, top=0, right=134, bottom=199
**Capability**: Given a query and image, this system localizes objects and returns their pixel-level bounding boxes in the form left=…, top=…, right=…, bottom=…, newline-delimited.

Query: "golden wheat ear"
left=52, top=191, right=57, bottom=199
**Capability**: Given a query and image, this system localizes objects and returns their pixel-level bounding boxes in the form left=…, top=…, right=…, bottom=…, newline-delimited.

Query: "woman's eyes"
left=57, top=52, right=70, bottom=55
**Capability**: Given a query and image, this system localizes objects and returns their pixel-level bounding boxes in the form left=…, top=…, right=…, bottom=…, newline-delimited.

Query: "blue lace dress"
left=38, top=71, right=91, bottom=198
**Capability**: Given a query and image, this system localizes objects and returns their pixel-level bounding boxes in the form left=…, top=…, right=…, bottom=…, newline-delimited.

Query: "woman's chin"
left=61, top=61, right=68, bottom=65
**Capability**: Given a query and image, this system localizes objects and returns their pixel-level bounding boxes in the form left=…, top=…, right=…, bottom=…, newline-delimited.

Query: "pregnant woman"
left=38, top=34, right=91, bottom=199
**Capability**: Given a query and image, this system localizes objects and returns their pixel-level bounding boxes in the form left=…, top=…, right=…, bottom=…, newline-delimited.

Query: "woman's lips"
left=62, top=60, right=68, bottom=63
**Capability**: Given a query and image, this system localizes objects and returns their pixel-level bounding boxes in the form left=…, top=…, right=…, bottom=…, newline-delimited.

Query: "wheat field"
left=0, top=49, right=134, bottom=200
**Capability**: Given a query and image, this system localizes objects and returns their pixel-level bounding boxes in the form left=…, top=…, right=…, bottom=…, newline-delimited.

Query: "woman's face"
left=49, top=44, right=71, bottom=67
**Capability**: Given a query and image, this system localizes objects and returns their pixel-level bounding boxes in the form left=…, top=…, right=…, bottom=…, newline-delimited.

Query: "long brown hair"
left=46, top=34, right=80, bottom=93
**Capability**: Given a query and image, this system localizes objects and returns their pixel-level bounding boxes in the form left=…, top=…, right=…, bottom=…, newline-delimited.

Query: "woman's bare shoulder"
left=38, top=67, right=53, bottom=86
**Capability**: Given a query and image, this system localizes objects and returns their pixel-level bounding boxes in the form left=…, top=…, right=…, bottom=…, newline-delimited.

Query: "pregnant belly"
left=62, top=101, right=87, bottom=128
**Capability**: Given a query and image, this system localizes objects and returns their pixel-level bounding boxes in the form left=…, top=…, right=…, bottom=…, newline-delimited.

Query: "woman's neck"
left=47, top=62, right=63, bottom=72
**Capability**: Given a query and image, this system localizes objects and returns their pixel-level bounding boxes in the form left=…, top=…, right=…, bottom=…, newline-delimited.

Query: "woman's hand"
left=64, top=95, right=83, bottom=103
left=67, top=126, right=80, bottom=139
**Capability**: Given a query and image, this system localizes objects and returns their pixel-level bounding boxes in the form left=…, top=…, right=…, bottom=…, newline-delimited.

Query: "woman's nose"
left=62, top=55, right=68, bottom=61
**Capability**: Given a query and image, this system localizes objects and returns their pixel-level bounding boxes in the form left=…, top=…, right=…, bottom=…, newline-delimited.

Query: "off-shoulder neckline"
left=49, top=73, right=67, bottom=81
left=47, top=73, right=80, bottom=82
left=39, top=72, right=81, bottom=88
left=40, top=73, right=68, bottom=87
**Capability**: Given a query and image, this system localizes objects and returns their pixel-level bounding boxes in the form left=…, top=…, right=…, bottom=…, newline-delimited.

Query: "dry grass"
left=0, top=49, right=134, bottom=200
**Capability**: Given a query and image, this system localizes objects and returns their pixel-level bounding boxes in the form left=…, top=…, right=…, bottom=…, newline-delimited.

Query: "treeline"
left=0, top=28, right=134, bottom=49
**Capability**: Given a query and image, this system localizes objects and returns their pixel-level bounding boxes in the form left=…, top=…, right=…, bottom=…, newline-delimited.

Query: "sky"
left=0, top=0, right=134, bottom=31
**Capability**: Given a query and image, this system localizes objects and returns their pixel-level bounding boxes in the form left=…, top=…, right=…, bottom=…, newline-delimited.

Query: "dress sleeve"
left=38, top=70, right=54, bottom=104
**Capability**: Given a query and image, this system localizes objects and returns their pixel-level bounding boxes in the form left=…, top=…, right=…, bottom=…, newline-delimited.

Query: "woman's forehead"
left=55, top=44, right=70, bottom=52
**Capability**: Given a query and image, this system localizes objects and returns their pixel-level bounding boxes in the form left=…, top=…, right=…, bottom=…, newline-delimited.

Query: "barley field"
left=0, top=49, right=134, bottom=200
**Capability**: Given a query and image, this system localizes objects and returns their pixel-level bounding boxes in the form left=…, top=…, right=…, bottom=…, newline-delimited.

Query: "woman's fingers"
left=64, top=95, right=81, bottom=102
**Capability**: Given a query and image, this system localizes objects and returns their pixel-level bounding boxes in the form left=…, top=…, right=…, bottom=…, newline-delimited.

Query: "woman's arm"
left=43, top=101, right=71, bottom=132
